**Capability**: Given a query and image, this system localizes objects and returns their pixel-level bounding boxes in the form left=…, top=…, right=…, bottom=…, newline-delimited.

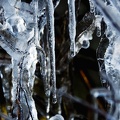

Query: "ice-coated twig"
left=46, top=0, right=57, bottom=104
left=64, top=93, right=115, bottom=120
left=68, top=0, right=76, bottom=57
left=90, top=88, right=112, bottom=118
left=33, top=0, right=48, bottom=98
left=75, top=20, right=96, bottom=56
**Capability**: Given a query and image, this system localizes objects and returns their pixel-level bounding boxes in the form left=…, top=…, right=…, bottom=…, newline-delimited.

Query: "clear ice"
left=68, top=0, right=76, bottom=57
left=45, top=0, right=57, bottom=104
left=1, top=0, right=120, bottom=120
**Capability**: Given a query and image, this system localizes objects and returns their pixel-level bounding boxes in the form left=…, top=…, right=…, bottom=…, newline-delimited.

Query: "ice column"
left=45, top=0, right=57, bottom=103
left=68, top=0, right=76, bottom=57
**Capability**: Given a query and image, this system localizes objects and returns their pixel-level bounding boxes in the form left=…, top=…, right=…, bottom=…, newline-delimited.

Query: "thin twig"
left=63, top=93, right=115, bottom=120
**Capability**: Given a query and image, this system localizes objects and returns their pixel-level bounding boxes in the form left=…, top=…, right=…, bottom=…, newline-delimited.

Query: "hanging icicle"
left=68, top=0, right=76, bottom=58
left=45, top=0, right=57, bottom=104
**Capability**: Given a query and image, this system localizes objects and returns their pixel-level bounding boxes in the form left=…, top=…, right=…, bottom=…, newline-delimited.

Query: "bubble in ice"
left=68, top=0, right=76, bottom=57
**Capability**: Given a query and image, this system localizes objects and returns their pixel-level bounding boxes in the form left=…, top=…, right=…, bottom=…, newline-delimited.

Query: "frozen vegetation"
left=0, top=0, right=120, bottom=120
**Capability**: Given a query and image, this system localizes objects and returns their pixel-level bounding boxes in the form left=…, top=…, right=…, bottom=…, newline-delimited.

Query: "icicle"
left=90, top=88, right=112, bottom=120
left=46, top=0, right=57, bottom=104
left=68, top=0, right=76, bottom=57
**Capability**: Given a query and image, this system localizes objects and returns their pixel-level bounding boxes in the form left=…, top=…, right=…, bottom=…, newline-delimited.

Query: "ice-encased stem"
left=46, top=0, right=57, bottom=103
left=68, top=0, right=76, bottom=57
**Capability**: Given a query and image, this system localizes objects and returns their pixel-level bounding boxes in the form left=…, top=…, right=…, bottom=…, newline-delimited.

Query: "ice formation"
left=75, top=20, right=95, bottom=55
left=0, top=0, right=38, bottom=119
left=0, top=0, right=120, bottom=119
left=68, top=0, right=76, bottom=57
left=45, top=0, right=57, bottom=104
left=91, top=0, right=120, bottom=119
